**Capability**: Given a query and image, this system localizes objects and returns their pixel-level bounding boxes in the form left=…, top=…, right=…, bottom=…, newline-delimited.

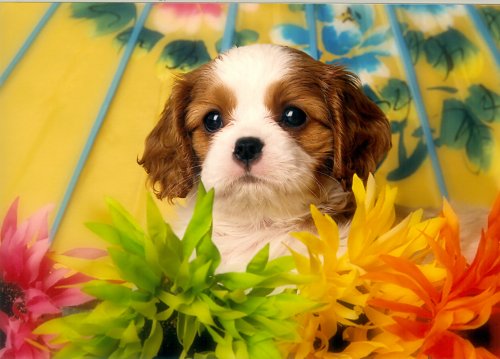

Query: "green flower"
left=35, top=184, right=320, bottom=359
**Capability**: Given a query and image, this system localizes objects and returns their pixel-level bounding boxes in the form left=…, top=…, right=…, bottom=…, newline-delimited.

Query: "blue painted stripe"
left=305, top=4, right=319, bottom=60
left=50, top=3, right=153, bottom=240
left=220, top=3, right=239, bottom=53
left=465, top=4, right=500, bottom=68
left=386, top=5, right=449, bottom=200
left=0, top=3, right=60, bottom=87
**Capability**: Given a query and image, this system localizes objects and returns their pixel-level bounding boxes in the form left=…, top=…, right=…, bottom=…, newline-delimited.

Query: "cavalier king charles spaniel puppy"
left=139, top=44, right=391, bottom=272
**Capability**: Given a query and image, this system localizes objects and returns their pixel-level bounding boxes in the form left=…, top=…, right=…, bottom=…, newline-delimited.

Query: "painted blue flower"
left=321, top=5, right=392, bottom=78
left=272, top=5, right=392, bottom=80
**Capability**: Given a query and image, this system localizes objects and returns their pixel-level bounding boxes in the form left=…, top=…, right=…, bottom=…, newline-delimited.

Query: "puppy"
left=139, top=44, right=392, bottom=272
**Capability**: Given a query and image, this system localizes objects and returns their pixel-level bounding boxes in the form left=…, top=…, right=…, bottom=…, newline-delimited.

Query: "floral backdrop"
left=0, top=3, right=500, bottom=358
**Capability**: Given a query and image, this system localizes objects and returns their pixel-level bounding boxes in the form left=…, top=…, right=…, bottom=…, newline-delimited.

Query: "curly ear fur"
left=324, top=65, right=391, bottom=187
left=138, top=76, right=196, bottom=201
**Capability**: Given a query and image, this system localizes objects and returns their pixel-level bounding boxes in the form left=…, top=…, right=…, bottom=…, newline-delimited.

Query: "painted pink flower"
left=0, top=199, right=92, bottom=358
left=151, top=3, right=226, bottom=35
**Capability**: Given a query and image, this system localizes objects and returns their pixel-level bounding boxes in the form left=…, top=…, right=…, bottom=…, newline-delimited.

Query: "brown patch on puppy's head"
left=266, top=47, right=391, bottom=190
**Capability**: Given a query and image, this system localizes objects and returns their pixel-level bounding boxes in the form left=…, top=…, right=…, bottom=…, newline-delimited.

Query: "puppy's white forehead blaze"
left=199, top=45, right=317, bottom=204
left=213, top=44, right=293, bottom=112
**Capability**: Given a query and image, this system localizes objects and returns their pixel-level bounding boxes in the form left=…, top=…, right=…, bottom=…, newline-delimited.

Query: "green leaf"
left=83, top=280, right=132, bottom=304
left=217, top=272, right=266, bottom=290
left=246, top=244, right=269, bottom=274
left=71, top=3, right=136, bottom=35
left=116, top=27, right=163, bottom=51
left=424, top=28, right=478, bottom=78
left=263, top=255, right=295, bottom=274
left=179, top=299, right=215, bottom=326
left=160, top=40, right=212, bottom=71
left=106, top=197, right=143, bottom=232
left=157, top=228, right=182, bottom=279
left=196, top=230, right=221, bottom=274
left=144, top=234, right=161, bottom=275
left=178, top=313, right=200, bottom=358
left=466, top=84, right=500, bottom=123
left=255, top=294, right=322, bottom=320
left=131, top=298, right=160, bottom=319
left=191, top=260, right=214, bottom=291
left=199, top=293, right=247, bottom=320
left=106, top=197, right=145, bottom=256
left=141, top=320, right=163, bottom=359
left=251, top=315, right=297, bottom=341
left=182, top=185, right=214, bottom=259
left=108, top=248, right=161, bottom=293
left=247, top=337, right=283, bottom=359
left=121, top=321, right=140, bottom=344
left=146, top=193, right=167, bottom=243
left=85, top=222, right=121, bottom=245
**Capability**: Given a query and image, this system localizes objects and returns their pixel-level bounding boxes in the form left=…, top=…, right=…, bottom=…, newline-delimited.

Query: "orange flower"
left=365, top=195, right=500, bottom=359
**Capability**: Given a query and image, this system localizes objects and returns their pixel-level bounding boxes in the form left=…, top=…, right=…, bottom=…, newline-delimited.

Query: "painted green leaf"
left=380, top=79, right=411, bottom=112
left=216, top=29, right=259, bottom=52
left=466, top=123, right=493, bottom=171
left=160, top=40, right=212, bottom=71
left=363, top=85, right=390, bottom=113
left=116, top=27, right=163, bottom=51
left=439, top=99, right=493, bottom=170
left=387, top=140, right=427, bottom=181
left=71, top=3, right=136, bottom=35
left=478, top=6, right=500, bottom=44
left=404, top=30, right=425, bottom=64
left=423, top=28, right=478, bottom=78
left=465, top=84, right=500, bottom=123
left=387, top=119, right=429, bottom=181
left=427, top=86, right=458, bottom=94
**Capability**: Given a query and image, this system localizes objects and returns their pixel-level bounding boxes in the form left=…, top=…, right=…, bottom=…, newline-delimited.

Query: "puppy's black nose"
left=233, top=137, right=264, bottom=165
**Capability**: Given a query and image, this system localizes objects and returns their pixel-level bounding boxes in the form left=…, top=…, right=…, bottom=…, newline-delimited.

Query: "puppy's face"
left=140, top=44, right=391, bottom=218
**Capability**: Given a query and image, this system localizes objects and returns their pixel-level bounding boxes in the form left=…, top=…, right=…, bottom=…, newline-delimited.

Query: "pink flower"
left=151, top=3, right=226, bottom=35
left=0, top=199, right=92, bottom=358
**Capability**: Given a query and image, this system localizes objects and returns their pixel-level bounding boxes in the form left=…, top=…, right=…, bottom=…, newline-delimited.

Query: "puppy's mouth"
left=238, top=173, right=262, bottom=184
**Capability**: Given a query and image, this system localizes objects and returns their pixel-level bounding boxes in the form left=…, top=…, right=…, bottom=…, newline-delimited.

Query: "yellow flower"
left=283, top=174, right=445, bottom=358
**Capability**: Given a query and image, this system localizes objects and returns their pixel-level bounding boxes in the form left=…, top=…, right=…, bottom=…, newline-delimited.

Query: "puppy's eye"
left=281, top=106, right=307, bottom=128
left=203, top=111, right=223, bottom=132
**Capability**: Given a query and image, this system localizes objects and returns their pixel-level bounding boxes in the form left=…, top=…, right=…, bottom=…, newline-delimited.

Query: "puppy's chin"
left=200, top=165, right=315, bottom=221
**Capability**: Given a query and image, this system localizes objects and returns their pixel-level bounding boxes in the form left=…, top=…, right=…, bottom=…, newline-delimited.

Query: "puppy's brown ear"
left=138, top=76, right=196, bottom=201
left=325, top=65, right=391, bottom=186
